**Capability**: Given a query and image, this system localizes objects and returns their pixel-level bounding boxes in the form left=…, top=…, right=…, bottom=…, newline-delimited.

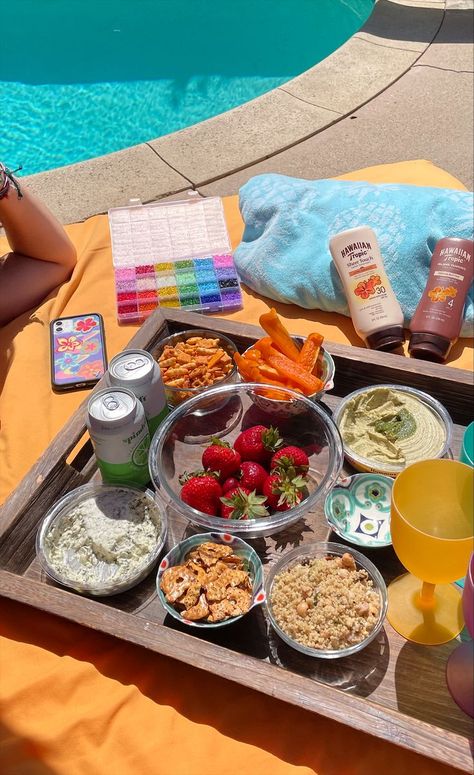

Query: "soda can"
left=87, top=387, right=151, bottom=488
left=107, top=349, right=169, bottom=437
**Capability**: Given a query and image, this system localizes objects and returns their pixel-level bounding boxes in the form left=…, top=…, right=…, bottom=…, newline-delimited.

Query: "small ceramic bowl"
left=324, top=474, right=393, bottom=548
left=240, top=336, right=335, bottom=419
left=152, top=328, right=239, bottom=410
left=157, top=532, right=265, bottom=628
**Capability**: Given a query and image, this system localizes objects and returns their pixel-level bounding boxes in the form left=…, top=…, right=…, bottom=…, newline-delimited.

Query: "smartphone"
left=50, top=313, right=107, bottom=392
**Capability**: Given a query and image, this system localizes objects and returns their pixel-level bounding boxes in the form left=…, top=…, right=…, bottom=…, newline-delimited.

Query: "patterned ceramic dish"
left=241, top=337, right=335, bottom=418
left=156, top=531, right=265, bottom=628
left=324, top=474, right=393, bottom=548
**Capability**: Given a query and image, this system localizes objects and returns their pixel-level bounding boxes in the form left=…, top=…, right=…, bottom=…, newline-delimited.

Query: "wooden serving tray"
left=1, top=309, right=473, bottom=772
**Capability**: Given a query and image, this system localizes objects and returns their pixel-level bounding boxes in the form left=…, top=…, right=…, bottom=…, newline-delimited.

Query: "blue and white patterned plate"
left=156, top=531, right=265, bottom=628
left=324, top=474, right=393, bottom=548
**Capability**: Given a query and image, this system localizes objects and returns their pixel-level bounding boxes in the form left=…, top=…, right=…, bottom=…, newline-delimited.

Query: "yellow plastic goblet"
left=388, top=459, right=473, bottom=645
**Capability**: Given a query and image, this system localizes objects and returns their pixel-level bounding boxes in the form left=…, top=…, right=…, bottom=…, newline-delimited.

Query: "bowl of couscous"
left=265, top=541, right=387, bottom=659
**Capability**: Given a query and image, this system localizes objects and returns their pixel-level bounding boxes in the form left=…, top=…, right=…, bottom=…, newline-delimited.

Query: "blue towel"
left=234, top=174, right=474, bottom=337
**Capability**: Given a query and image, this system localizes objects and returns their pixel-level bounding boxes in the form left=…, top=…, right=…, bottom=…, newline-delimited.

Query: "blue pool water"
left=2, top=1, right=373, bottom=175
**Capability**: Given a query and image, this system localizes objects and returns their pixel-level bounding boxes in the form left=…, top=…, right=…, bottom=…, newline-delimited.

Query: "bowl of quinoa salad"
left=37, top=483, right=167, bottom=596
left=265, top=542, right=387, bottom=658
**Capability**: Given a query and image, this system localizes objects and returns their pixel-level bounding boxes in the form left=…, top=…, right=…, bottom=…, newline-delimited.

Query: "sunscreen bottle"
left=329, top=226, right=404, bottom=350
left=409, top=237, right=473, bottom=362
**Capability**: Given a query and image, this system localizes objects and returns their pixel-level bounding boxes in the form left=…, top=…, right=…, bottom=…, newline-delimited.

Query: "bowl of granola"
left=157, top=532, right=265, bottom=628
left=153, top=329, right=238, bottom=410
left=265, top=542, right=387, bottom=658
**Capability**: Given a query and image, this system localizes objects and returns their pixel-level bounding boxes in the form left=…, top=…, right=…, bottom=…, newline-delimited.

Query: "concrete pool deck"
left=23, top=0, right=473, bottom=224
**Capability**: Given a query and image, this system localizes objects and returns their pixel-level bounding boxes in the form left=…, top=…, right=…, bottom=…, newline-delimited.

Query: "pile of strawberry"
left=179, top=425, right=310, bottom=520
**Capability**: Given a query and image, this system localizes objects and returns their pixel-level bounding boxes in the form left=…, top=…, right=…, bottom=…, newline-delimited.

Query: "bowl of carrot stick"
left=234, top=309, right=335, bottom=417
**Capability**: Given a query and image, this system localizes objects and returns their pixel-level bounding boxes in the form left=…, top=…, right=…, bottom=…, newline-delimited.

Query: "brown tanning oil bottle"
left=409, top=238, right=474, bottom=362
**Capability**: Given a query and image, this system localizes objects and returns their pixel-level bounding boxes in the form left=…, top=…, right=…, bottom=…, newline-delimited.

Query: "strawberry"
left=222, top=476, right=240, bottom=494
left=271, top=446, right=309, bottom=474
left=262, top=468, right=308, bottom=512
left=202, top=437, right=241, bottom=481
left=179, top=473, right=223, bottom=516
left=233, top=425, right=283, bottom=464
left=239, top=461, right=269, bottom=494
left=220, top=486, right=269, bottom=520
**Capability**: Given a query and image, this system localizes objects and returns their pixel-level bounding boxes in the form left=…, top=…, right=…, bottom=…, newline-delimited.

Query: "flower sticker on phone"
left=57, top=336, right=82, bottom=352
left=75, top=317, right=98, bottom=333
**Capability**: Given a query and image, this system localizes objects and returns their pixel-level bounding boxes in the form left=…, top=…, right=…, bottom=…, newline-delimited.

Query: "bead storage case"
left=108, top=197, right=243, bottom=324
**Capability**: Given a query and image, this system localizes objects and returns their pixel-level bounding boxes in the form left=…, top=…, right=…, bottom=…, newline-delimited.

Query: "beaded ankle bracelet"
left=0, top=163, right=23, bottom=200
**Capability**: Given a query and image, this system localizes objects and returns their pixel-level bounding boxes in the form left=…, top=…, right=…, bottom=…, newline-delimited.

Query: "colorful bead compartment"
left=108, top=198, right=242, bottom=324
left=114, top=254, right=242, bottom=323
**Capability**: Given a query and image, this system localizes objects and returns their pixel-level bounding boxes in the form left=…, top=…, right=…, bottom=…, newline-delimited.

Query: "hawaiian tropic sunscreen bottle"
left=329, top=225, right=404, bottom=351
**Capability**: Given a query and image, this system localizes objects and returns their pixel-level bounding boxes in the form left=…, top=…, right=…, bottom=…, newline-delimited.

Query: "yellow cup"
left=391, top=459, right=473, bottom=583
left=388, top=459, right=474, bottom=644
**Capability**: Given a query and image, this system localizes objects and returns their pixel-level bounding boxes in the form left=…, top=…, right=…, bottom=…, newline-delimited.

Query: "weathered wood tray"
left=1, top=309, right=473, bottom=771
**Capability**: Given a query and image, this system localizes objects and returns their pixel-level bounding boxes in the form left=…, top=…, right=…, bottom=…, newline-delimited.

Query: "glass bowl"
left=149, top=382, right=343, bottom=539
left=156, top=531, right=265, bottom=628
left=152, top=328, right=239, bottom=410
left=265, top=541, right=388, bottom=659
left=332, top=384, right=453, bottom=478
left=36, top=483, right=167, bottom=596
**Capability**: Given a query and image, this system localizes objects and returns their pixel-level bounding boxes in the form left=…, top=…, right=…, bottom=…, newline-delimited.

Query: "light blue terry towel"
left=234, top=174, right=474, bottom=337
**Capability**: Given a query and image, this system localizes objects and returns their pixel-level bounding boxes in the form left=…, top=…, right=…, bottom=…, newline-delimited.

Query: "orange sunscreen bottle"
left=329, top=226, right=404, bottom=350
left=409, top=237, right=473, bottom=362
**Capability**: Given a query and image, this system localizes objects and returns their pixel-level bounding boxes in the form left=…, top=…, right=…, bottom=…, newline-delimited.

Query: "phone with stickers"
left=50, top=313, right=107, bottom=392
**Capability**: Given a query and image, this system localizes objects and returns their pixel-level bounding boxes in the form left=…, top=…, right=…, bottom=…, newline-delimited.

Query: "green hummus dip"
left=339, top=388, right=446, bottom=465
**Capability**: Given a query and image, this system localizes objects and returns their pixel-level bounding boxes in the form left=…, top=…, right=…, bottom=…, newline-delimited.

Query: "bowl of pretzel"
left=153, top=329, right=239, bottom=410
left=156, top=532, right=265, bottom=628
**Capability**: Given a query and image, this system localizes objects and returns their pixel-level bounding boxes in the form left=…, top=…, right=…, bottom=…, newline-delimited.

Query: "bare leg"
left=0, top=168, right=77, bottom=325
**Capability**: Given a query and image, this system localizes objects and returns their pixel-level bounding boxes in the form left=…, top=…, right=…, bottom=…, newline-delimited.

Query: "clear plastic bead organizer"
left=108, top=196, right=243, bottom=324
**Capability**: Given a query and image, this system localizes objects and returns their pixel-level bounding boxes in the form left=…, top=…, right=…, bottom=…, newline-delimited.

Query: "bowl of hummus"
left=333, top=385, right=452, bottom=477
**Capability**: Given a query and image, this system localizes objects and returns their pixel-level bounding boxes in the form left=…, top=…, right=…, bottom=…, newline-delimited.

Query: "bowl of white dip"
left=37, top=483, right=167, bottom=596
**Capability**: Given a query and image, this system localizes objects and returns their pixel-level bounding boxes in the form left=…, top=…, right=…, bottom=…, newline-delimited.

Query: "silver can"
left=107, top=349, right=169, bottom=437
left=87, top=387, right=151, bottom=488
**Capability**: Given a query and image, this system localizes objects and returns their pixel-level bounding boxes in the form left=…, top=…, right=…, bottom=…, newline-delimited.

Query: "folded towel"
left=234, top=174, right=474, bottom=337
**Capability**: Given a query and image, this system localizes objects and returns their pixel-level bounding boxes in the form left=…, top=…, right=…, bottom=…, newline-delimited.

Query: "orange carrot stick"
left=297, top=332, right=324, bottom=373
left=259, top=308, right=301, bottom=362
left=253, top=370, right=288, bottom=388
left=256, top=362, right=281, bottom=380
left=244, top=348, right=262, bottom=362
left=258, top=339, right=323, bottom=394
left=253, top=336, right=275, bottom=353
left=234, top=353, right=259, bottom=381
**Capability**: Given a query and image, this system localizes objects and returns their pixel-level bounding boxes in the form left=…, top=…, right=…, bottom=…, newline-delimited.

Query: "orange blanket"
left=0, top=160, right=470, bottom=775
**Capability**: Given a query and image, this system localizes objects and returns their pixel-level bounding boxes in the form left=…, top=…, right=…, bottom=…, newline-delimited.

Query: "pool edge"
left=20, top=0, right=448, bottom=224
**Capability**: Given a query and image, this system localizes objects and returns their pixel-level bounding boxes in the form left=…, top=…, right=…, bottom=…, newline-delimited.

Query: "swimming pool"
left=2, top=1, right=373, bottom=175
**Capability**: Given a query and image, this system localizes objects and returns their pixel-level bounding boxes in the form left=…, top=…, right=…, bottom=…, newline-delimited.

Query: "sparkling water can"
left=87, top=387, right=151, bottom=487
left=107, top=349, right=169, bottom=437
